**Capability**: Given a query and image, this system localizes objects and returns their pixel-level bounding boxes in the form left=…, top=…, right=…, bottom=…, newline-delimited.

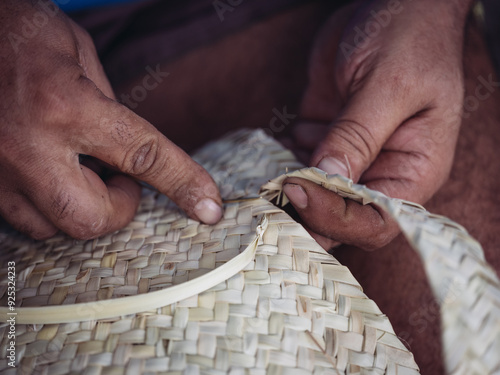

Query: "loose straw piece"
left=0, top=217, right=268, bottom=324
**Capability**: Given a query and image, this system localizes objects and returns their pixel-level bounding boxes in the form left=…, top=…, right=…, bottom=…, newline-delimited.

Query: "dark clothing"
left=71, top=0, right=312, bottom=86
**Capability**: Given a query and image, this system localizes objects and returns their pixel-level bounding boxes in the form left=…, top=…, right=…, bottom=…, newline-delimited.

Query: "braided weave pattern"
left=262, top=167, right=500, bottom=375
left=0, top=129, right=419, bottom=374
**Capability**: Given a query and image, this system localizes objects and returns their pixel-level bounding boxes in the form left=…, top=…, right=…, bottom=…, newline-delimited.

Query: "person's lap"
left=90, top=3, right=500, bottom=374
left=108, top=1, right=336, bottom=151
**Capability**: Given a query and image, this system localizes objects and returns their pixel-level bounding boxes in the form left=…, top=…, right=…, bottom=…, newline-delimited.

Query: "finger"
left=360, top=144, right=447, bottom=203
left=283, top=177, right=399, bottom=250
left=24, top=157, right=141, bottom=239
left=311, top=70, right=430, bottom=182
left=71, top=82, right=222, bottom=225
left=361, top=111, right=458, bottom=202
left=0, top=192, right=58, bottom=240
left=75, top=166, right=142, bottom=239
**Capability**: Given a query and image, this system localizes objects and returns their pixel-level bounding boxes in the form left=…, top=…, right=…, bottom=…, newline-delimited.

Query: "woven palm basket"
left=1, top=129, right=499, bottom=375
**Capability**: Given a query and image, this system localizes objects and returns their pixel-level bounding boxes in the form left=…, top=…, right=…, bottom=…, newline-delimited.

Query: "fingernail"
left=283, top=183, right=308, bottom=209
left=317, top=157, right=348, bottom=177
left=194, top=198, right=223, bottom=224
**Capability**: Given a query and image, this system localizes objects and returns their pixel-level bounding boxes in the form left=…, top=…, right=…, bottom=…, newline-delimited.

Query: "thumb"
left=310, top=77, right=422, bottom=182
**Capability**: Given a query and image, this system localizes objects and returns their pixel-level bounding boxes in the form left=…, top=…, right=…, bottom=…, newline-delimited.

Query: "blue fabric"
left=55, top=0, right=142, bottom=12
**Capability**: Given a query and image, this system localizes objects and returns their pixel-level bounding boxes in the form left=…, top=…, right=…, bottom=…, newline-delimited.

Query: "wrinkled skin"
left=0, top=1, right=222, bottom=240
left=1, top=0, right=498, bottom=373
left=101, top=2, right=500, bottom=374
left=334, top=20, right=500, bottom=373
left=281, top=0, right=472, bottom=250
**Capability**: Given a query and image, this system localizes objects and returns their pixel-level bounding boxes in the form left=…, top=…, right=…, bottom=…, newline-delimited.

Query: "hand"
left=0, top=1, right=222, bottom=240
left=283, top=0, right=472, bottom=250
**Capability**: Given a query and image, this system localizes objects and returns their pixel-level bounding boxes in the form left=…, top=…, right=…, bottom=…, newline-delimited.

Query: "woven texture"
left=0, top=129, right=445, bottom=374
left=262, top=168, right=500, bottom=375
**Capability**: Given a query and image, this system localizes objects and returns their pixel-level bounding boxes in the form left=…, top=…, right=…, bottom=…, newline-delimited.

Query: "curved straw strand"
left=0, top=216, right=269, bottom=325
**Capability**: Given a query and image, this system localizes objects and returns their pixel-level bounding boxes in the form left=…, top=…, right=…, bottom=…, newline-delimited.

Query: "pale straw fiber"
left=0, top=129, right=496, bottom=374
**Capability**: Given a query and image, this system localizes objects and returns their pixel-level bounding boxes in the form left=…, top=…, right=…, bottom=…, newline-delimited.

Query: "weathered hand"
left=284, top=0, right=472, bottom=250
left=0, top=1, right=222, bottom=240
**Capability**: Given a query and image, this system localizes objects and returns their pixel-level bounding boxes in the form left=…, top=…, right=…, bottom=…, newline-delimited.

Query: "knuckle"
left=50, top=189, right=73, bottom=221
left=335, top=54, right=364, bottom=88
left=49, top=187, right=110, bottom=240
left=122, top=137, right=164, bottom=178
left=77, top=75, right=103, bottom=98
left=66, top=210, right=110, bottom=240
left=330, top=121, right=377, bottom=165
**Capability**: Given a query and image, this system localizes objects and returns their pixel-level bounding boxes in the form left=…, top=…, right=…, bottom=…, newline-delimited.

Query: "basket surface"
left=3, top=129, right=495, bottom=374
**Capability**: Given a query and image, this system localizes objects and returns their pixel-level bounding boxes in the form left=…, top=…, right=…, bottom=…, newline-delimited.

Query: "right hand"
left=0, top=1, right=222, bottom=240
left=282, top=0, right=471, bottom=250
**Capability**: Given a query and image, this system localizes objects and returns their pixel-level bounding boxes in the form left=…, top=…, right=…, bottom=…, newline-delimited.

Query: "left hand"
left=281, top=0, right=471, bottom=250
left=0, top=1, right=222, bottom=240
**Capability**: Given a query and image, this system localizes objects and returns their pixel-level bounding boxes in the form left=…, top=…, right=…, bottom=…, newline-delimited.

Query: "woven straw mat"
left=1, top=129, right=499, bottom=375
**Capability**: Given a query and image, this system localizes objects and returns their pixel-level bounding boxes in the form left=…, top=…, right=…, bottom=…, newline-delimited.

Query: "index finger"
left=73, top=81, right=223, bottom=225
